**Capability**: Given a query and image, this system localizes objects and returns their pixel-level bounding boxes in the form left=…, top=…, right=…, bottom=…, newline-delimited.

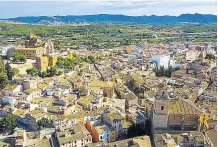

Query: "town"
left=0, top=11, right=217, bottom=147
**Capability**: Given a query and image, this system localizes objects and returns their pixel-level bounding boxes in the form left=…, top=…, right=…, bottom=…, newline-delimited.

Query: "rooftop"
left=107, top=112, right=124, bottom=121
left=133, top=135, right=152, bottom=147
left=16, top=46, right=45, bottom=51
left=88, top=80, right=114, bottom=88
left=4, top=84, right=18, bottom=91
left=58, top=133, right=85, bottom=145
left=95, top=125, right=106, bottom=135
left=168, top=98, right=201, bottom=115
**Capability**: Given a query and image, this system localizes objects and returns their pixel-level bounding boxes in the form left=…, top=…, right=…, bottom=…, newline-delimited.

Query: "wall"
left=152, top=113, right=168, bottom=128
left=168, top=114, right=182, bottom=127
left=159, top=55, right=171, bottom=69
left=1, top=97, right=16, bottom=106
left=110, top=130, right=116, bottom=142
left=112, top=119, right=124, bottom=135
left=103, top=87, right=114, bottom=98
left=154, top=100, right=168, bottom=115
left=184, top=115, right=198, bottom=127
left=49, top=56, right=58, bottom=67
left=4, top=85, right=23, bottom=97
left=23, top=80, right=37, bottom=90
left=36, top=56, right=49, bottom=71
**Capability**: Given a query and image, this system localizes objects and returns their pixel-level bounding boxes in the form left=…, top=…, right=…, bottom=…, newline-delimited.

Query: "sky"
left=0, top=0, right=217, bottom=18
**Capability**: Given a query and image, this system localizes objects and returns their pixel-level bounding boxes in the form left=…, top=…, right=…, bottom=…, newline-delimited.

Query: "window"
left=161, top=106, right=164, bottom=110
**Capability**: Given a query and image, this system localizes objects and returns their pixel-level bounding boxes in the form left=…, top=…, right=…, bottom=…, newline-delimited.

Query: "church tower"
left=151, top=93, right=169, bottom=129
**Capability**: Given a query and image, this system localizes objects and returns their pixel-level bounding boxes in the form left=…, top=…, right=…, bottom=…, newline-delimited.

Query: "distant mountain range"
left=1, top=14, right=217, bottom=24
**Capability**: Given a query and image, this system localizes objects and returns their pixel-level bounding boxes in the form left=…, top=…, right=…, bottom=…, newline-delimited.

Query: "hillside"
left=2, top=13, right=217, bottom=24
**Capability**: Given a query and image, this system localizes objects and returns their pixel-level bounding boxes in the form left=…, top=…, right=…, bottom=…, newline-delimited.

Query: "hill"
left=2, top=13, right=217, bottom=24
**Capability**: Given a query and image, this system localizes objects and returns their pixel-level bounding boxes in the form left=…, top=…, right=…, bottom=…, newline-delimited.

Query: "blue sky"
left=0, top=0, right=217, bottom=18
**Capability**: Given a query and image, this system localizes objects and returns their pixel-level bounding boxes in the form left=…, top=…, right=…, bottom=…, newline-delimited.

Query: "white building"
left=152, top=54, right=175, bottom=69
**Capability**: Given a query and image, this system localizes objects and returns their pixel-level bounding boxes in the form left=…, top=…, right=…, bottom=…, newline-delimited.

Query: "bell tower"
left=152, top=92, right=169, bottom=129
left=154, top=99, right=168, bottom=115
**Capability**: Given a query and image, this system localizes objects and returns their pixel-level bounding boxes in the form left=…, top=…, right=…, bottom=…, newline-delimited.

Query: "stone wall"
left=153, top=113, right=168, bottom=128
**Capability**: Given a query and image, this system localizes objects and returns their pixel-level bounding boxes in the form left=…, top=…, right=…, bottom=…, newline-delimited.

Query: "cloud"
left=0, top=0, right=216, bottom=18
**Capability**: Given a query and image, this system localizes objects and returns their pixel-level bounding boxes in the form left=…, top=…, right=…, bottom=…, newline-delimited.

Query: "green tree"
left=0, top=115, right=17, bottom=132
left=78, top=70, right=83, bottom=76
left=5, top=114, right=17, bottom=131
left=8, top=68, right=19, bottom=80
left=26, top=67, right=38, bottom=76
left=19, top=55, right=27, bottom=63
left=160, top=66, right=165, bottom=76
left=40, top=71, right=48, bottom=78
left=37, top=117, right=49, bottom=128
left=88, top=55, right=96, bottom=63
left=56, top=57, right=78, bottom=70
left=12, top=53, right=27, bottom=63
left=0, top=74, right=9, bottom=89
left=47, top=67, right=57, bottom=76
left=166, top=66, right=173, bottom=77
left=57, top=44, right=63, bottom=50
left=57, top=71, right=63, bottom=76
left=0, top=58, right=9, bottom=89
left=205, top=54, right=216, bottom=60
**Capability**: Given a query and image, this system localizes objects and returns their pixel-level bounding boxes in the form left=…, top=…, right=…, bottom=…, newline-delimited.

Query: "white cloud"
left=0, top=0, right=216, bottom=18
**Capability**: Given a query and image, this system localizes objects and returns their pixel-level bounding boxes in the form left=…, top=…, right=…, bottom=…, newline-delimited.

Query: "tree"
left=40, top=71, right=48, bottom=78
left=57, top=71, right=63, bottom=76
left=5, top=114, right=17, bottom=131
left=205, top=54, right=216, bottom=60
left=0, top=115, right=17, bottom=133
left=19, top=55, right=27, bottom=63
left=153, top=65, right=177, bottom=78
left=139, top=93, right=144, bottom=99
left=166, top=66, right=173, bottom=77
left=56, top=57, right=80, bottom=70
left=88, top=55, right=96, bottom=63
left=26, top=67, right=38, bottom=76
left=12, top=53, right=26, bottom=63
left=0, top=73, right=9, bottom=89
left=8, top=68, right=19, bottom=80
left=37, top=117, right=49, bottom=128
left=57, top=44, right=63, bottom=50
left=47, top=67, right=57, bottom=76
left=160, top=66, right=165, bottom=76
left=0, top=58, right=9, bottom=89
left=78, top=70, right=83, bottom=76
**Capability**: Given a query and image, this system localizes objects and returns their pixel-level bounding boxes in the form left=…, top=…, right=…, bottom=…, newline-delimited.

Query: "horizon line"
left=2, top=13, right=217, bottom=19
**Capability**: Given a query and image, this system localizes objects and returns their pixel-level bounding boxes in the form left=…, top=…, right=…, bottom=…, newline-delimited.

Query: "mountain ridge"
left=1, top=13, right=217, bottom=24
